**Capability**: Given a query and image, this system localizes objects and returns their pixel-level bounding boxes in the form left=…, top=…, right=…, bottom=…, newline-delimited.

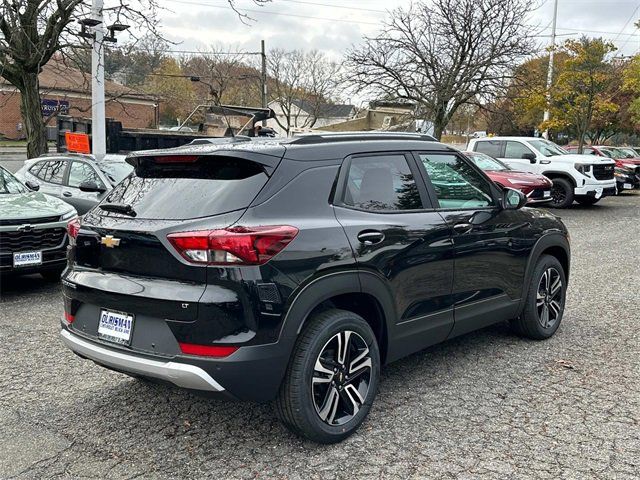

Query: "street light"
left=105, top=23, right=130, bottom=43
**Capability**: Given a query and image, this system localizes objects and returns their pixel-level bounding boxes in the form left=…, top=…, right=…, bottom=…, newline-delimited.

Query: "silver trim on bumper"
left=60, top=329, right=225, bottom=392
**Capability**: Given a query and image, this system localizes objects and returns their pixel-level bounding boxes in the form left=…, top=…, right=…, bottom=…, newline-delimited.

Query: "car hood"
left=553, top=154, right=615, bottom=164
left=0, top=191, right=74, bottom=221
left=486, top=170, right=551, bottom=185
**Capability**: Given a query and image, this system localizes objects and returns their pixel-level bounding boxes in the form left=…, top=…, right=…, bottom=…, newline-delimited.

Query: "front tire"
left=274, top=309, right=380, bottom=443
left=511, top=255, right=566, bottom=340
left=575, top=196, right=600, bottom=206
left=549, top=178, right=574, bottom=208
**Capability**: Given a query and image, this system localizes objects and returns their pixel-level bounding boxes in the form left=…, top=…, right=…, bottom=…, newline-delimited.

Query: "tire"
left=549, top=178, right=574, bottom=208
left=511, top=255, right=567, bottom=340
left=575, top=196, right=600, bottom=206
left=40, top=267, right=64, bottom=282
left=274, top=309, right=380, bottom=443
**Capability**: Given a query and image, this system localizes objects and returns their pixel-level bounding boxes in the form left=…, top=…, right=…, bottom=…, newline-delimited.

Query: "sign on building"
left=41, top=99, right=70, bottom=117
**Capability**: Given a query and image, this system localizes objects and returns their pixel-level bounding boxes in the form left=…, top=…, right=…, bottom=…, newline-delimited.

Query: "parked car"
left=15, top=154, right=133, bottom=215
left=0, top=166, right=77, bottom=280
left=60, top=133, right=571, bottom=443
left=564, top=145, right=640, bottom=192
left=464, top=151, right=553, bottom=204
left=468, top=137, right=616, bottom=208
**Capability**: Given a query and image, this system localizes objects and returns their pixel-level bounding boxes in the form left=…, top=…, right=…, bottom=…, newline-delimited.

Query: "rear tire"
left=575, top=196, right=600, bottom=206
left=274, top=309, right=380, bottom=443
left=549, top=178, right=574, bottom=208
left=511, top=255, right=566, bottom=340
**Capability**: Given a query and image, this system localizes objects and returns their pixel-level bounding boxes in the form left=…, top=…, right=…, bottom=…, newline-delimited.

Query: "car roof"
left=472, top=136, right=542, bottom=142
left=127, top=132, right=455, bottom=163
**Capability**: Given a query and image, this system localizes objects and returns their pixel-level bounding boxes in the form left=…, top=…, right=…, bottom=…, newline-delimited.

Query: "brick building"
left=0, top=60, right=157, bottom=140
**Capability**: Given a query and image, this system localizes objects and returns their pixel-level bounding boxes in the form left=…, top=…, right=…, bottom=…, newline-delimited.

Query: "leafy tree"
left=541, top=37, right=617, bottom=152
left=345, top=0, right=536, bottom=140
left=144, top=58, right=196, bottom=124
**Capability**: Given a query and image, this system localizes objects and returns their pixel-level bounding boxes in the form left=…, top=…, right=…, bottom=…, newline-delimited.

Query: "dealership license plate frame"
left=13, top=251, right=43, bottom=268
left=98, top=309, right=135, bottom=346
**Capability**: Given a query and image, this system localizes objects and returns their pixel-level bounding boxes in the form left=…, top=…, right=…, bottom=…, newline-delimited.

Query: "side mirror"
left=25, top=180, right=40, bottom=191
left=503, top=188, right=527, bottom=210
left=79, top=181, right=106, bottom=193
left=522, top=152, right=537, bottom=163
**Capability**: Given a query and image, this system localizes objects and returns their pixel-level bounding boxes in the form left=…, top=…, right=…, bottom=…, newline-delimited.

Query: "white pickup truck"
left=467, top=137, right=616, bottom=208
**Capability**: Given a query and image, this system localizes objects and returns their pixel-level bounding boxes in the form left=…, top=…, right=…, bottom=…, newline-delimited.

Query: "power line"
left=612, top=1, right=640, bottom=44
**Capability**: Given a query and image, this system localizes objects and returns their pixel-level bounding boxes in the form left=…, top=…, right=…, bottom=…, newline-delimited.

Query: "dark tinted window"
left=342, top=154, right=423, bottom=211
left=33, top=160, right=67, bottom=184
left=474, top=140, right=503, bottom=157
left=504, top=141, right=534, bottom=159
left=68, top=161, right=105, bottom=189
left=102, top=156, right=268, bottom=220
left=419, top=153, right=495, bottom=209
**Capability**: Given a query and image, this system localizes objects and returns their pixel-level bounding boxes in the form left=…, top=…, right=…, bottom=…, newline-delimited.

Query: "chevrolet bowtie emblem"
left=101, top=235, right=121, bottom=248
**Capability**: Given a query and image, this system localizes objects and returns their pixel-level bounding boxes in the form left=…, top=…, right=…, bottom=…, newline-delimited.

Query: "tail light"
left=63, top=311, right=75, bottom=324
left=167, top=226, right=298, bottom=265
left=67, top=218, right=81, bottom=245
left=178, top=342, right=238, bottom=357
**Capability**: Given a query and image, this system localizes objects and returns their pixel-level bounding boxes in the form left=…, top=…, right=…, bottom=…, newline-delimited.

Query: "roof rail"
left=289, top=131, right=438, bottom=145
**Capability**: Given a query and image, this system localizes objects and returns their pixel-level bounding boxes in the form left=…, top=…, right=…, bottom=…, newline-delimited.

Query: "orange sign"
left=65, top=132, right=91, bottom=154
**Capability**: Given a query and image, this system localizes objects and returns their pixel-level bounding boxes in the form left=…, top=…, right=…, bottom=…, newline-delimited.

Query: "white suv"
left=468, top=137, right=616, bottom=208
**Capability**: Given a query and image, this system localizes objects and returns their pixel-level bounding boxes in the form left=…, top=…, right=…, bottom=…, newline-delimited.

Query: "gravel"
left=1, top=193, right=639, bottom=479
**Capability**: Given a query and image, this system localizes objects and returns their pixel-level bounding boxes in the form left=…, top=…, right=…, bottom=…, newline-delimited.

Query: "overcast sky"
left=156, top=0, right=640, bottom=59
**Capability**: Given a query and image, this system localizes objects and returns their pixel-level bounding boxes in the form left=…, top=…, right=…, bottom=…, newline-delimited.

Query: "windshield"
left=528, top=139, right=568, bottom=157
left=466, top=152, right=510, bottom=171
left=0, top=167, right=28, bottom=194
left=99, top=161, right=133, bottom=185
left=599, top=147, right=625, bottom=159
left=616, top=147, right=637, bottom=158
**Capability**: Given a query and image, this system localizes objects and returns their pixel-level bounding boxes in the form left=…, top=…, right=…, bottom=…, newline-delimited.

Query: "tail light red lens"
left=167, top=226, right=298, bottom=265
left=67, top=218, right=81, bottom=244
left=64, top=311, right=75, bottom=324
left=178, top=342, right=238, bottom=357
left=152, top=155, right=199, bottom=164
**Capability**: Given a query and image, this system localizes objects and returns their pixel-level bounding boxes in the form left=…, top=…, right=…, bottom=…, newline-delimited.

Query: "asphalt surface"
left=1, top=193, right=639, bottom=479
left=0, top=155, right=27, bottom=174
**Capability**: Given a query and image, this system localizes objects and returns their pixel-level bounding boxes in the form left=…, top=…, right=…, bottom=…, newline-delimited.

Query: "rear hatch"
left=66, top=147, right=284, bottom=327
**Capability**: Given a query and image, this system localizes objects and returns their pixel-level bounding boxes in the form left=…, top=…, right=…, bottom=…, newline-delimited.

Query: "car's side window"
left=68, top=161, right=105, bottom=189
left=418, top=153, right=495, bottom=209
left=29, top=162, right=44, bottom=177
left=474, top=140, right=503, bottom=158
left=504, top=141, right=534, bottom=159
left=35, top=160, right=67, bottom=184
left=342, top=154, right=423, bottom=211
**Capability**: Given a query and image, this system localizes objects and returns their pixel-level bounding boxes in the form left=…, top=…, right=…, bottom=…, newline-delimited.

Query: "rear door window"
left=103, top=156, right=270, bottom=220
left=341, top=154, right=424, bottom=211
left=474, top=140, right=503, bottom=158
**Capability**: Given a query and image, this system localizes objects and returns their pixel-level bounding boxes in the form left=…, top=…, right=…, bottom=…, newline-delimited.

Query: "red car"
left=464, top=151, right=553, bottom=204
left=565, top=145, right=640, bottom=191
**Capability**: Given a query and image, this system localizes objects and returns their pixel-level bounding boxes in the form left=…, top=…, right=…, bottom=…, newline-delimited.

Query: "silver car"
left=15, top=154, right=133, bottom=215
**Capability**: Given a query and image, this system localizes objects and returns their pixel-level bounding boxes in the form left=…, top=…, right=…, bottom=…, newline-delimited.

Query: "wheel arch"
left=542, top=171, right=577, bottom=188
left=517, top=233, right=571, bottom=314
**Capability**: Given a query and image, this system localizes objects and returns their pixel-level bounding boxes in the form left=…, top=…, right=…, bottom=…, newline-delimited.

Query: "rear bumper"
left=61, top=329, right=225, bottom=392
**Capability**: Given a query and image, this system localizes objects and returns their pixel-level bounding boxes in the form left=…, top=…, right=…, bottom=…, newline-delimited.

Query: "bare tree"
left=345, top=0, right=536, bottom=140
left=268, top=49, right=341, bottom=135
left=0, top=0, right=270, bottom=158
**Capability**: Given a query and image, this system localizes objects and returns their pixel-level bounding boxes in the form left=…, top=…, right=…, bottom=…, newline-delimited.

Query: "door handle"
left=357, top=230, right=385, bottom=245
left=62, top=191, right=72, bottom=197
left=453, top=223, right=473, bottom=234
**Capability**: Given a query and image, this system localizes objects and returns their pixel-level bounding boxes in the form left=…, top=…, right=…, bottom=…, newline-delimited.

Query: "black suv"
left=60, top=133, right=570, bottom=443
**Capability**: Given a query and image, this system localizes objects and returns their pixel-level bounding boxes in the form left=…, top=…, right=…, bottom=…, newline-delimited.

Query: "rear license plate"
left=13, top=251, right=42, bottom=267
left=543, top=190, right=551, bottom=198
left=623, top=183, right=633, bottom=189
left=98, top=309, right=134, bottom=345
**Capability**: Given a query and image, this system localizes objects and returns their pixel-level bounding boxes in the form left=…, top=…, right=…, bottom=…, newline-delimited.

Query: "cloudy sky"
left=156, top=0, right=640, bottom=59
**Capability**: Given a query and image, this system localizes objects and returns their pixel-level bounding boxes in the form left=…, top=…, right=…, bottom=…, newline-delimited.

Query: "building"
left=267, top=99, right=356, bottom=136
left=0, top=60, right=157, bottom=140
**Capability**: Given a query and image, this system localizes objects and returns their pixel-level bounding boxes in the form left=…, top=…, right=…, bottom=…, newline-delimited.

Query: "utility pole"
left=90, top=0, right=106, bottom=160
left=261, top=40, right=267, bottom=126
left=542, top=0, right=559, bottom=140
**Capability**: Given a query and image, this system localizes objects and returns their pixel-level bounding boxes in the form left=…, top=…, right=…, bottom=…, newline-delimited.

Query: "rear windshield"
left=102, top=156, right=268, bottom=220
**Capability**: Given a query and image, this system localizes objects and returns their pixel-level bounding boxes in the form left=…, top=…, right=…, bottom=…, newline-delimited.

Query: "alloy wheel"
left=536, top=267, right=563, bottom=329
left=551, top=184, right=566, bottom=205
left=312, top=330, right=372, bottom=426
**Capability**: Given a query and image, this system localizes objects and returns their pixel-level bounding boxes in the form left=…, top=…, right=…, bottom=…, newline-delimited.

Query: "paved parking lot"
left=1, top=193, right=639, bottom=479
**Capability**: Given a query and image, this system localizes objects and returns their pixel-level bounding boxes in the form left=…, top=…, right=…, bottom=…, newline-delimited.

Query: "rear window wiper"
left=99, top=203, right=137, bottom=217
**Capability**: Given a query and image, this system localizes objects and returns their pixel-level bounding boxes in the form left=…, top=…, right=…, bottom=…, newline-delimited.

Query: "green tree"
left=542, top=37, right=617, bottom=152
left=145, top=58, right=196, bottom=125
